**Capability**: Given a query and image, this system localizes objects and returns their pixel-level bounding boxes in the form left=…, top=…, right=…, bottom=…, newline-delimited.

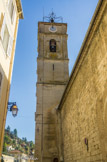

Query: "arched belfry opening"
left=50, top=39, right=56, bottom=52
left=53, top=158, right=58, bottom=162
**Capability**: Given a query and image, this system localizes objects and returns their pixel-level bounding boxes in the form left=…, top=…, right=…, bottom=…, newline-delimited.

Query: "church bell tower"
left=35, top=12, right=69, bottom=162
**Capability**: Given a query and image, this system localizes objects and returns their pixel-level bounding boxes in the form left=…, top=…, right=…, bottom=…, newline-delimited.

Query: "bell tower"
left=35, top=12, right=69, bottom=162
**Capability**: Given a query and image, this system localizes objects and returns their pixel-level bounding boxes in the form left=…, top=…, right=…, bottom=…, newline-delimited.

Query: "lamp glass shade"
left=11, top=105, right=18, bottom=117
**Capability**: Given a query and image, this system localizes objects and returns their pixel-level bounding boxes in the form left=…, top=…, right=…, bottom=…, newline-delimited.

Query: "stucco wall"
left=59, top=0, right=107, bottom=161
left=0, top=0, right=23, bottom=157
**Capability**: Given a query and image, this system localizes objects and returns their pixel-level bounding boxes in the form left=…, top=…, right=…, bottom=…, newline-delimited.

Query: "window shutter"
left=0, top=13, right=4, bottom=33
left=12, top=6, right=16, bottom=24
left=0, top=15, right=5, bottom=40
left=8, top=0, right=12, bottom=16
left=7, top=36, right=13, bottom=57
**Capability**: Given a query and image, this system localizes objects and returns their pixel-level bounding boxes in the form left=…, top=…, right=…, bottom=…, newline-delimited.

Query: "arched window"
left=50, top=39, right=56, bottom=52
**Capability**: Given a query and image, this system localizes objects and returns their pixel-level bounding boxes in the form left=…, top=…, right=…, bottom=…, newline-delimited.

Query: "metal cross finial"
left=43, top=11, right=63, bottom=23
left=49, top=11, right=56, bottom=22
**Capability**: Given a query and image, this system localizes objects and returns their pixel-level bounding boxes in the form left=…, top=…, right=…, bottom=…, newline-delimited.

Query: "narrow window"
left=53, top=64, right=54, bottom=71
left=50, top=39, right=56, bottom=52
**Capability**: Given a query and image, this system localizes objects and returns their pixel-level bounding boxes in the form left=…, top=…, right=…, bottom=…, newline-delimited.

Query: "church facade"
left=35, top=0, right=107, bottom=161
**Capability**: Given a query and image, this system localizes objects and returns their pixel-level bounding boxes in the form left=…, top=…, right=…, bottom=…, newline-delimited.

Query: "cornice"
left=15, top=0, right=24, bottom=19
left=38, top=22, right=67, bottom=26
left=36, top=82, right=68, bottom=86
left=38, top=33, right=68, bottom=37
left=37, top=57, right=69, bottom=61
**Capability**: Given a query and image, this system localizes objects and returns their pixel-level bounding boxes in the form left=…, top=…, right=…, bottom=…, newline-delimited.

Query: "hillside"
left=2, top=126, right=34, bottom=156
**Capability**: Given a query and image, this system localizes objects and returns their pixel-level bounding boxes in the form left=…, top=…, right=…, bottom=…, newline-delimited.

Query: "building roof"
left=15, top=0, right=24, bottom=19
left=9, top=150, right=21, bottom=154
left=58, top=0, right=104, bottom=110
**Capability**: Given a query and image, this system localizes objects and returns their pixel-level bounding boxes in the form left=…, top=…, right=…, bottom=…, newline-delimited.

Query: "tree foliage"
left=13, top=129, right=17, bottom=137
left=3, top=142, right=7, bottom=152
left=7, top=126, right=10, bottom=134
left=3, top=125, right=34, bottom=155
left=22, top=137, right=27, bottom=142
left=4, top=135, right=11, bottom=144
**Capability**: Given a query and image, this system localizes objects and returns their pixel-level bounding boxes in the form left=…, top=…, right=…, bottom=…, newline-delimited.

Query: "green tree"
left=12, top=139, right=16, bottom=144
left=25, top=146, right=29, bottom=154
left=18, top=139, right=21, bottom=144
left=4, top=135, right=11, bottom=144
left=7, top=126, right=10, bottom=134
left=13, top=129, right=17, bottom=137
left=25, top=137, right=27, bottom=142
left=22, top=137, right=27, bottom=143
left=3, top=142, right=7, bottom=152
left=10, top=131, right=14, bottom=139
left=29, top=141, right=33, bottom=147
left=15, top=145, right=20, bottom=150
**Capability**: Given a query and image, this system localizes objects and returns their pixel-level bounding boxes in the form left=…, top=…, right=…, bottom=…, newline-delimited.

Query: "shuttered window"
left=7, top=36, right=13, bottom=57
left=8, top=0, right=14, bottom=18
left=0, top=13, right=4, bottom=34
left=8, top=0, right=16, bottom=24
left=11, top=6, right=16, bottom=24
left=2, top=24, right=10, bottom=53
left=0, top=15, right=5, bottom=41
left=0, top=15, right=13, bottom=57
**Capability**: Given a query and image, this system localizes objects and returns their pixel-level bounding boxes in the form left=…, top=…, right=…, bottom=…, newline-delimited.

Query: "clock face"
left=49, top=26, right=57, bottom=32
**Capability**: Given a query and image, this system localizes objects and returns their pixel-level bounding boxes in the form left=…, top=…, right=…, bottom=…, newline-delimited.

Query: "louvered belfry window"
left=50, top=39, right=56, bottom=52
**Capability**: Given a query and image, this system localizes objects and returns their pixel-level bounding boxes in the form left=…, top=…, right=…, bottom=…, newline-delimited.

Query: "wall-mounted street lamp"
left=8, top=102, right=18, bottom=117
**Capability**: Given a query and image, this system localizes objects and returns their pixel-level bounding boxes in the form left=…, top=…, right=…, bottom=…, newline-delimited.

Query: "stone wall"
left=58, top=0, right=107, bottom=161
left=35, top=22, right=69, bottom=162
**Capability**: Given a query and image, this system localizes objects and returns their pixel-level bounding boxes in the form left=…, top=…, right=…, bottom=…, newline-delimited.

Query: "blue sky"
left=6, top=0, right=99, bottom=142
